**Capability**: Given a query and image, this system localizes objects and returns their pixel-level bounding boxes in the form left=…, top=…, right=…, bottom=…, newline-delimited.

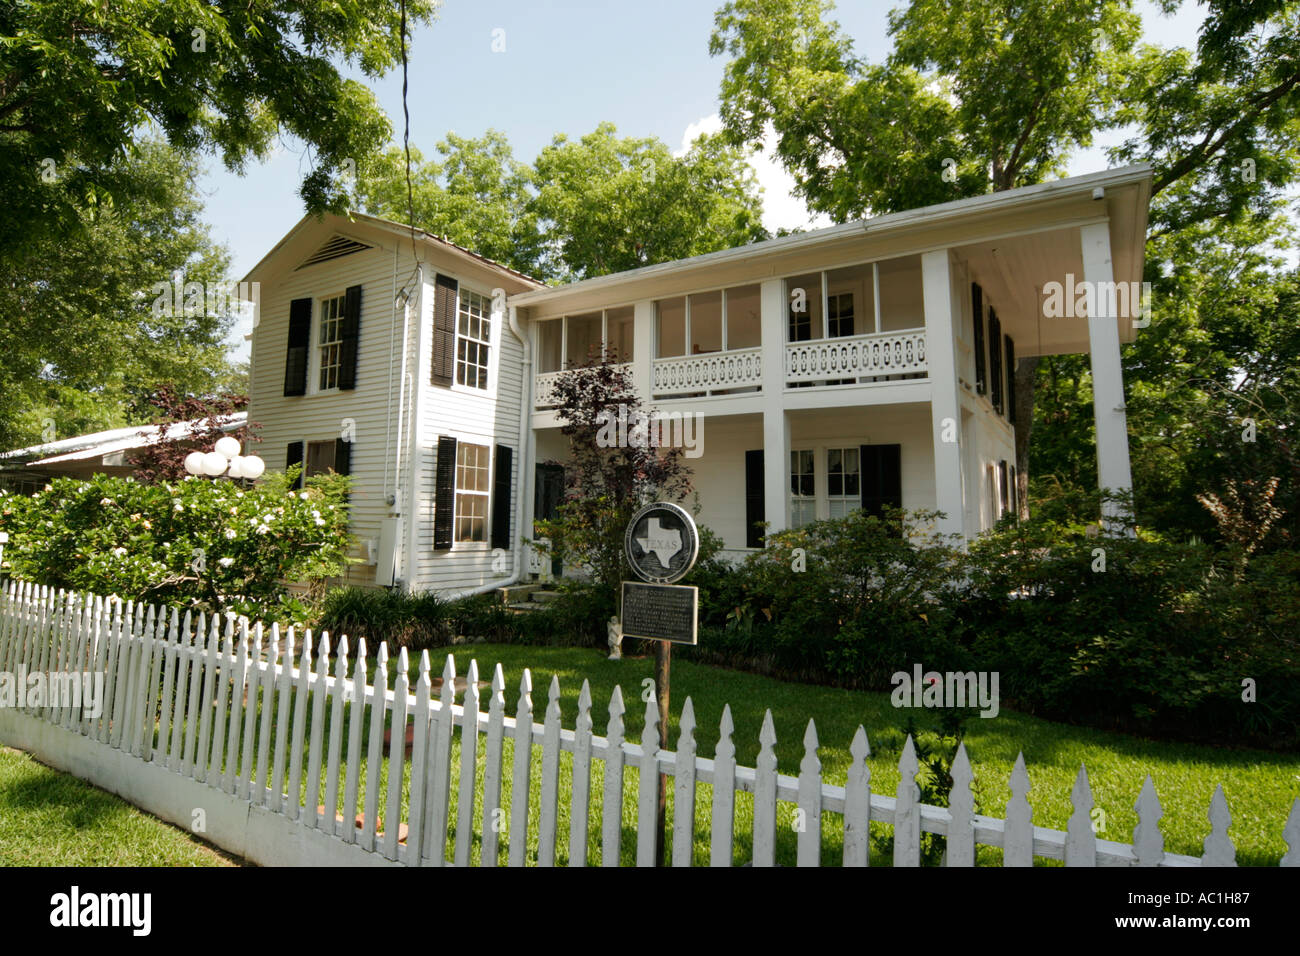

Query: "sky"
left=203, top=0, right=1209, bottom=356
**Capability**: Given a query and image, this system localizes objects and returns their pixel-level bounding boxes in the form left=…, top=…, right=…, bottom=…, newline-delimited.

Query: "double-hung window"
left=454, top=442, right=491, bottom=542
left=457, top=289, right=492, bottom=389
left=790, top=450, right=816, bottom=528
left=318, top=293, right=347, bottom=390
left=827, top=448, right=861, bottom=518
left=828, top=293, right=854, bottom=337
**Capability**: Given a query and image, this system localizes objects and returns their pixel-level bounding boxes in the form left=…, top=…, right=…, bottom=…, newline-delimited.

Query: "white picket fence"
left=1, top=579, right=1297, bottom=867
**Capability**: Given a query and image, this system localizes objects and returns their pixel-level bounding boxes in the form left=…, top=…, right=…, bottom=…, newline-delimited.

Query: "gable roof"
left=242, top=211, right=546, bottom=289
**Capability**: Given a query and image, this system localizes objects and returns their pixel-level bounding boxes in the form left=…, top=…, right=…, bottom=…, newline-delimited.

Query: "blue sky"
left=206, top=0, right=1207, bottom=354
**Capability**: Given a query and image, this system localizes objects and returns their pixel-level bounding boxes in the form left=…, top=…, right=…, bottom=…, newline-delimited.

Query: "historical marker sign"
left=624, top=502, right=698, bottom=584
left=620, top=581, right=699, bottom=646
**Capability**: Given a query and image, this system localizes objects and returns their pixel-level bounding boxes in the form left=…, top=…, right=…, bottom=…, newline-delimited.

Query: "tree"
left=0, top=139, right=242, bottom=450
left=0, top=0, right=439, bottom=261
left=532, top=358, right=694, bottom=605
left=531, top=122, right=768, bottom=280
left=128, top=386, right=259, bottom=484
left=357, top=123, right=770, bottom=282
left=354, top=132, right=545, bottom=279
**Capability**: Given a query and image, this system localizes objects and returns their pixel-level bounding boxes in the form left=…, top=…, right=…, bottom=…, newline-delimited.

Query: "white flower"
left=111, top=547, right=127, bottom=557
left=218, top=557, right=234, bottom=568
left=173, top=501, right=184, bottom=512
left=315, top=518, right=326, bottom=526
left=256, top=525, right=270, bottom=535
left=224, top=529, right=236, bottom=540
left=99, top=497, right=114, bottom=506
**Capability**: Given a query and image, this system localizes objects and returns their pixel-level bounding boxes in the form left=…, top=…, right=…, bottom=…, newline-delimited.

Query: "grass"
left=0, top=746, right=236, bottom=866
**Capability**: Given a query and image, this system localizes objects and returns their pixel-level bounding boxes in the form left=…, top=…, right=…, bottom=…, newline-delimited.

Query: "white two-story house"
left=246, top=165, right=1151, bottom=591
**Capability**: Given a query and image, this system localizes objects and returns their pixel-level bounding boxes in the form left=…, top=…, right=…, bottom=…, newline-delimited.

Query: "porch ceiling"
left=955, top=177, right=1150, bottom=358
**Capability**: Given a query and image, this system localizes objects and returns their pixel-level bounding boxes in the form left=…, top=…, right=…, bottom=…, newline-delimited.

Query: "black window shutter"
left=490, top=445, right=513, bottom=550
left=988, top=309, right=1004, bottom=415
left=998, top=460, right=1009, bottom=517
left=1009, top=463, right=1019, bottom=517
left=1004, top=335, right=1016, bottom=423
left=970, top=283, right=986, bottom=395
left=860, top=444, right=903, bottom=519
left=333, top=437, right=352, bottom=476
left=744, top=449, right=765, bottom=548
left=283, top=298, right=312, bottom=396
left=434, top=436, right=457, bottom=550
left=432, top=274, right=458, bottom=387
left=337, top=285, right=362, bottom=391
left=286, top=441, right=304, bottom=489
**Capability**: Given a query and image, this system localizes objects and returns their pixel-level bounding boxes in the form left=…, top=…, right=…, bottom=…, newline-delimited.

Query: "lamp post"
left=183, top=437, right=266, bottom=481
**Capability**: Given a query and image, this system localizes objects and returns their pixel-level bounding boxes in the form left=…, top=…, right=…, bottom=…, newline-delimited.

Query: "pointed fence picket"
left=1, top=580, right=1297, bottom=870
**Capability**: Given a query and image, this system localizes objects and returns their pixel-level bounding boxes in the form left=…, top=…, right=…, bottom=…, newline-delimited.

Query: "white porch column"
left=921, top=250, right=966, bottom=541
left=760, top=278, right=789, bottom=534
left=632, top=300, right=654, bottom=401
left=1080, top=221, right=1135, bottom=532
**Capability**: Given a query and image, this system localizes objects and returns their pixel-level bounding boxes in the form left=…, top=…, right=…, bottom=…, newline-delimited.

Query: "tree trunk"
left=1013, top=355, right=1039, bottom=519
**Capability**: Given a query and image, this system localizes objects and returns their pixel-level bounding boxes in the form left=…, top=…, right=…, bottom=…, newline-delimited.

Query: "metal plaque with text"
left=620, top=581, right=698, bottom=646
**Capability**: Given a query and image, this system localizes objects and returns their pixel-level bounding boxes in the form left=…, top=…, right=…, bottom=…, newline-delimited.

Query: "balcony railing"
left=534, top=364, right=632, bottom=409
left=651, top=347, right=763, bottom=399
left=785, top=329, right=927, bottom=386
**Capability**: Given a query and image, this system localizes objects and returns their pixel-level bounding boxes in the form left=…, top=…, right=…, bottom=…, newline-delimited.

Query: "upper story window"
left=457, top=289, right=492, bottom=389
left=318, top=293, right=347, bottom=390
left=454, top=442, right=491, bottom=542
left=828, top=293, right=855, bottom=338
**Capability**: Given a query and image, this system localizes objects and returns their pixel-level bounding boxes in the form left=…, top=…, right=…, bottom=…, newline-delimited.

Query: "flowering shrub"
left=0, top=468, right=351, bottom=624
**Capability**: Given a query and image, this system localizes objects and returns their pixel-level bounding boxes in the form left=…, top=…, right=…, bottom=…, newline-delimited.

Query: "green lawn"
left=0, top=746, right=236, bottom=866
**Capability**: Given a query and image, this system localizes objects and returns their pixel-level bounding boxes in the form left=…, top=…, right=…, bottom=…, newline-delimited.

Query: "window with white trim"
left=455, top=442, right=491, bottom=542
left=318, top=293, right=346, bottom=390
left=790, top=450, right=816, bottom=528
left=457, top=289, right=492, bottom=389
left=828, top=292, right=854, bottom=337
left=827, top=447, right=861, bottom=518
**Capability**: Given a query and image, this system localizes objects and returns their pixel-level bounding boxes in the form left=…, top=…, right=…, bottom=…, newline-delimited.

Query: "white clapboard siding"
left=1, top=581, right=1295, bottom=870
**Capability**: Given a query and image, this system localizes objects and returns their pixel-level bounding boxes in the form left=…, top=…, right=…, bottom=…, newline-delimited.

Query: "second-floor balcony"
left=533, top=254, right=932, bottom=410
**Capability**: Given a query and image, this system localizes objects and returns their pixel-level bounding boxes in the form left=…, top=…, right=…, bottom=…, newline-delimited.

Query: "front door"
left=534, top=463, right=565, bottom=577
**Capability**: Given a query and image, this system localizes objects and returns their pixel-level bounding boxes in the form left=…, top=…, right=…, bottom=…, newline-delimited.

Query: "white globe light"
left=241, top=455, right=266, bottom=480
left=214, top=436, right=242, bottom=458
left=183, top=452, right=206, bottom=475
left=202, top=451, right=228, bottom=476
left=226, top=456, right=246, bottom=479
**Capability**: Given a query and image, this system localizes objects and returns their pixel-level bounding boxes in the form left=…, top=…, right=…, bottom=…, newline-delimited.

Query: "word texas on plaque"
left=621, top=581, right=699, bottom=645
left=624, top=502, right=699, bottom=584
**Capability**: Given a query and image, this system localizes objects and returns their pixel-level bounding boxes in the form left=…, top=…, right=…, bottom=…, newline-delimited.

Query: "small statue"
left=607, top=616, right=623, bottom=660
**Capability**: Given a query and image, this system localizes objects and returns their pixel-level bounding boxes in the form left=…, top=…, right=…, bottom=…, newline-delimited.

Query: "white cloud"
left=678, top=113, right=832, bottom=235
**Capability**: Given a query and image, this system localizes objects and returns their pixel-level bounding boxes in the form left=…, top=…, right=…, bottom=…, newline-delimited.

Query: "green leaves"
left=0, top=469, right=352, bottom=625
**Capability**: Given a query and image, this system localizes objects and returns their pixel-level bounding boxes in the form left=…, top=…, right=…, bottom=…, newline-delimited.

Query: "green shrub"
left=315, top=586, right=450, bottom=650
left=0, top=469, right=351, bottom=625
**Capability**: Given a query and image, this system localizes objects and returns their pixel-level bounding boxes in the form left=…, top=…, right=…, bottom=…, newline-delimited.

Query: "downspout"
left=439, top=300, right=533, bottom=602
left=402, top=264, right=425, bottom=594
